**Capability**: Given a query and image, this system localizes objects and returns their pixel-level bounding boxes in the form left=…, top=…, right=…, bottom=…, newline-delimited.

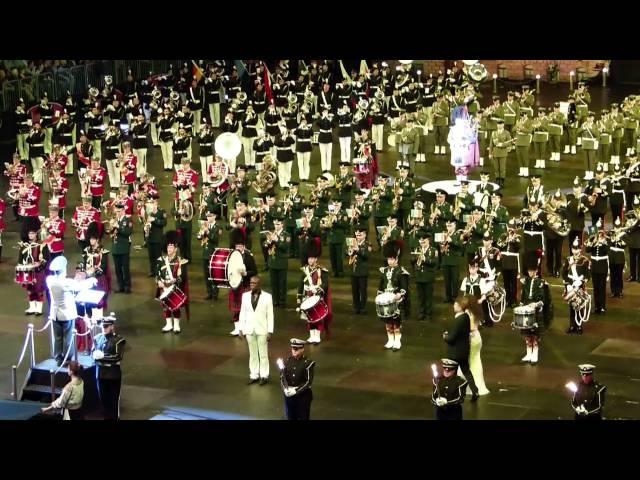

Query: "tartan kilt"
left=228, top=285, right=250, bottom=314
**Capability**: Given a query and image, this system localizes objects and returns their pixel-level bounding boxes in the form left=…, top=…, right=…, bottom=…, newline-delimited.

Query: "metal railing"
left=10, top=317, right=97, bottom=402
left=1, top=60, right=183, bottom=112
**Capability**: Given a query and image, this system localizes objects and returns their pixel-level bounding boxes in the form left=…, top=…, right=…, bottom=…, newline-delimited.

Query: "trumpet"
left=392, top=180, right=403, bottom=210
left=320, top=211, right=337, bottom=229
left=411, top=249, right=427, bottom=267
left=496, top=230, right=521, bottom=249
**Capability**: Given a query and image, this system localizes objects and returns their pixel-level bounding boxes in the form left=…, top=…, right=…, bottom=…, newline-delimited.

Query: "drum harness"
left=567, top=261, right=592, bottom=326
left=479, top=253, right=506, bottom=323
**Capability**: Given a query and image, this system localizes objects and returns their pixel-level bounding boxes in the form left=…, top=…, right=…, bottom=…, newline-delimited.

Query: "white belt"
left=339, top=124, right=351, bottom=127
left=107, top=146, right=119, bottom=150
left=174, top=150, right=186, bottom=154
left=502, top=251, right=519, bottom=256
left=612, top=189, right=624, bottom=193
left=31, top=143, right=44, bottom=147
left=276, top=147, right=291, bottom=150
left=319, top=129, right=332, bottom=133
left=591, top=255, right=609, bottom=261
left=524, top=231, right=544, bottom=236
left=631, top=179, right=640, bottom=182
left=611, top=247, right=625, bottom=252
left=297, top=138, right=311, bottom=142
left=136, top=135, right=147, bottom=138
left=62, top=133, right=72, bottom=136
left=200, top=143, right=212, bottom=146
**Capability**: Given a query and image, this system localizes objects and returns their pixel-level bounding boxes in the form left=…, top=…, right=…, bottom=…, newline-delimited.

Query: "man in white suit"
left=239, top=275, right=274, bottom=385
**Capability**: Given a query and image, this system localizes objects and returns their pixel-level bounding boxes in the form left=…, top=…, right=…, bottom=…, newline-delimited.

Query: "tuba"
left=252, top=155, right=277, bottom=194
left=468, top=64, right=488, bottom=83
left=214, top=132, right=242, bottom=160
left=287, top=92, right=298, bottom=107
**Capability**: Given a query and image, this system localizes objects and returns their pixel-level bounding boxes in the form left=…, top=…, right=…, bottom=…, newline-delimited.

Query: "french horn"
left=252, top=155, right=277, bottom=194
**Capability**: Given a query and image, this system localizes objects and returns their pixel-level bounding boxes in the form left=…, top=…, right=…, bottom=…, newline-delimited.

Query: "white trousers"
left=150, top=122, right=158, bottom=145
left=200, top=155, right=213, bottom=180
left=339, top=137, right=351, bottom=163
left=297, top=152, right=311, bottom=181
left=372, top=124, right=384, bottom=151
left=208, top=103, right=220, bottom=128
left=246, top=333, right=269, bottom=379
left=278, top=160, right=292, bottom=188
left=160, top=141, right=173, bottom=169
left=319, top=142, right=332, bottom=172
left=241, top=137, right=256, bottom=166
left=44, top=128, right=53, bottom=154
left=65, top=153, right=74, bottom=175
left=227, top=155, right=238, bottom=174
left=193, top=110, right=201, bottom=132
left=16, top=133, right=28, bottom=159
left=31, top=157, right=44, bottom=184
left=106, top=159, right=120, bottom=188
left=134, top=148, right=148, bottom=177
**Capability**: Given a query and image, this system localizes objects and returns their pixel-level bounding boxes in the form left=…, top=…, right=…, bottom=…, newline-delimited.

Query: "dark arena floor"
left=1, top=79, right=639, bottom=420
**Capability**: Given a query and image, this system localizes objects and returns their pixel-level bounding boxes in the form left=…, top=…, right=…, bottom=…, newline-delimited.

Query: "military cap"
left=578, top=364, right=595, bottom=375
left=290, top=338, right=306, bottom=348
left=441, top=358, right=459, bottom=370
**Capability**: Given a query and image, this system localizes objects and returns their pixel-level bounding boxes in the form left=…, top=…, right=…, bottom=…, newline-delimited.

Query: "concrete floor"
left=1, top=81, right=639, bottom=420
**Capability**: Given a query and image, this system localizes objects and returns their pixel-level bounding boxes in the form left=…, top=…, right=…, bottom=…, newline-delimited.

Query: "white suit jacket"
left=238, top=290, right=274, bottom=335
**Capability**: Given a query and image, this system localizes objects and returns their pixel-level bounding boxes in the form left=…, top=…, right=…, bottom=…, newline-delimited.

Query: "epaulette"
left=400, top=267, right=411, bottom=276
left=379, top=267, right=386, bottom=274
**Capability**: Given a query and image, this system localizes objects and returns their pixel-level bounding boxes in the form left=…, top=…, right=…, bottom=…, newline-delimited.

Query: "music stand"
left=75, top=290, right=105, bottom=306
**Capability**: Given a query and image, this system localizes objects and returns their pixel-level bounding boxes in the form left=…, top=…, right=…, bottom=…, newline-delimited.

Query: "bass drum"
left=208, top=248, right=245, bottom=289
left=387, top=134, right=396, bottom=147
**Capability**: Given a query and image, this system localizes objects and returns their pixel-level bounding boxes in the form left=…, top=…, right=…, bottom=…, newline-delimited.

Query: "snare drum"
left=375, top=292, right=399, bottom=318
left=208, top=248, right=245, bottom=289
left=157, top=285, right=187, bottom=311
left=300, top=295, right=329, bottom=324
left=513, top=305, right=537, bottom=329
left=564, top=288, right=590, bottom=311
left=485, top=285, right=506, bottom=306
left=15, top=264, right=37, bottom=285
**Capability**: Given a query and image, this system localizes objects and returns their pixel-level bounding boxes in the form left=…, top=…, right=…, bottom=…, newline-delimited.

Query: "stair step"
left=24, top=384, right=62, bottom=394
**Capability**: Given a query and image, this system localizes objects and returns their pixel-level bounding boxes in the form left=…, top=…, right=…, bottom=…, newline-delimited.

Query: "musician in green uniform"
left=429, top=189, right=454, bottom=235
left=283, top=181, right=304, bottom=258
left=196, top=211, right=222, bottom=300
left=265, top=215, right=291, bottom=307
left=348, top=189, right=372, bottom=236
left=346, top=225, right=372, bottom=315
left=489, top=119, right=511, bottom=187
left=579, top=112, right=600, bottom=180
left=502, top=91, right=520, bottom=134
left=334, top=162, right=355, bottom=208
left=432, top=92, right=450, bottom=156
left=441, top=219, right=464, bottom=304
left=395, top=163, right=415, bottom=229
left=566, top=95, right=579, bottom=155
left=323, top=200, right=349, bottom=278
left=372, top=174, right=394, bottom=246
left=108, top=203, right=133, bottom=293
left=610, top=103, right=625, bottom=164
left=145, top=198, right=167, bottom=277
left=296, top=204, right=322, bottom=266
left=486, top=191, right=509, bottom=241
left=574, top=83, right=591, bottom=135
left=548, top=102, right=565, bottom=162
left=514, top=111, right=533, bottom=177
left=476, top=109, right=489, bottom=167
left=412, top=232, right=439, bottom=321
left=598, top=109, right=614, bottom=166
left=518, top=85, right=535, bottom=117
left=462, top=207, right=489, bottom=264
left=532, top=107, right=549, bottom=170
left=623, top=96, right=639, bottom=157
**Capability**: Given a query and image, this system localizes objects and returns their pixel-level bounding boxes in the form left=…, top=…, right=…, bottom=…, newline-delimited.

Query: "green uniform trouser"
left=533, top=141, right=547, bottom=160
left=148, top=242, right=162, bottom=276
left=566, top=127, right=578, bottom=147
left=516, top=145, right=530, bottom=168
left=492, top=155, right=507, bottom=179
left=599, top=144, right=611, bottom=164
left=479, top=134, right=489, bottom=160
left=624, top=128, right=637, bottom=152
left=612, top=137, right=622, bottom=156
left=416, top=281, right=434, bottom=318
left=203, top=257, right=218, bottom=297
left=549, top=134, right=562, bottom=154
left=329, top=242, right=344, bottom=276
left=434, top=126, right=449, bottom=149
left=442, top=264, right=460, bottom=303
left=584, top=149, right=598, bottom=172
left=287, top=225, right=298, bottom=257
left=269, top=268, right=288, bottom=306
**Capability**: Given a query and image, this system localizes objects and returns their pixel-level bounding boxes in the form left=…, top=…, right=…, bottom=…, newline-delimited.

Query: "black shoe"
left=626, top=277, right=636, bottom=282
left=118, top=288, right=125, bottom=293
left=470, top=393, right=479, bottom=402
left=619, top=293, right=624, bottom=298
left=259, top=378, right=269, bottom=385
left=125, top=288, right=132, bottom=294
left=206, top=293, right=213, bottom=300
left=576, top=328, right=583, bottom=335
left=148, top=273, right=155, bottom=277
left=247, top=378, right=259, bottom=385
left=609, top=293, right=616, bottom=298
left=566, top=327, right=575, bottom=334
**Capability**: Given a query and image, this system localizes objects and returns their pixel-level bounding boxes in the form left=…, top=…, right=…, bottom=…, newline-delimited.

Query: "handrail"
left=15, top=325, right=33, bottom=369
left=54, top=329, right=77, bottom=375
left=35, top=319, right=52, bottom=332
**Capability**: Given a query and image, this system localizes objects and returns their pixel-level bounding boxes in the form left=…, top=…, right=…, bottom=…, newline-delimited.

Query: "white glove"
left=435, top=397, right=447, bottom=407
left=92, top=350, right=104, bottom=360
left=285, top=387, right=297, bottom=397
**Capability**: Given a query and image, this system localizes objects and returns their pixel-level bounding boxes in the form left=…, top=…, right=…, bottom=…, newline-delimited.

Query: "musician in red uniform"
left=17, top=217, right=47, bottom=316
left=4, top=153, right=26, bottom=221
left=76, top=222, right=111, bottom=321
left=72, top=195, right=101, bottom=251
left=42, top=202, right=66, bottom=263
left=120, top=141, right=138, bottom=195
left=87, top=157, right=107, bottom=209
left=156, top=231, right=189, bottom=334
left=46, top=144, right=68, bottom=172
left=228, top=228, right=258, bottom=335
left=297, top=239, right=332, bottom=345
left=173, top=157, right=199, bottom=202
left=135, top=173, right=160, bottom=202
left=18, top=173, right=41, bottom=225
left=104, top=186, right=135, bottom=217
